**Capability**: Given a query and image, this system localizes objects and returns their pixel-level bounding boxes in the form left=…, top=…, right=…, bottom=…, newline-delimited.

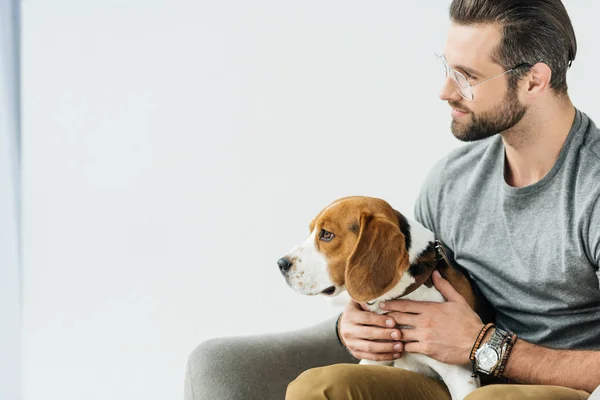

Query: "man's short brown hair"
left=449, top=0, right=577, bottom=95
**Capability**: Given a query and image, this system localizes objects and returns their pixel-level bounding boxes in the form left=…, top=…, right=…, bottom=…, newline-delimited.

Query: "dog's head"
left=277, top=196, right=411, bottom=302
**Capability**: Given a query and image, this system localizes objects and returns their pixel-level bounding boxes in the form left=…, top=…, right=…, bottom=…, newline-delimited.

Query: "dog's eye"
left=319, top=229, right=335, bottom=242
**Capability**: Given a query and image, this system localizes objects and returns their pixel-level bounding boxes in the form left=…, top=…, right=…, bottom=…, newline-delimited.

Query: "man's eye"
left=319, top=229, right=335, bottom=242
left=465, top=72, right=477, bottom=80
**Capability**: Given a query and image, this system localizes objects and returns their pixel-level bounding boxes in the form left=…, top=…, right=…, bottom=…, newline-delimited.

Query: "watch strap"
left=494, top=332, right=518, bottom=377
left=489, top=327, right=509, bottom=347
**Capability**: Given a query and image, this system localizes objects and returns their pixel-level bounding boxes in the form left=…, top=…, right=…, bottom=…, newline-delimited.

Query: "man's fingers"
left=346, top=304, right=395, bottom=328
left=403, top=340, right=426, bottom=355
left=341, top=300, right=406, bottom=361
left=432, top=270, right=467, bottom=303
left=380, top=299, right=430, bottom=314
left=387, top=311, right=420, bottom=327
left=352, top=325, right=402, bottom=341
left=397, top=328, right=419, bottom=342
left=347, top=339, right=404, bottom=355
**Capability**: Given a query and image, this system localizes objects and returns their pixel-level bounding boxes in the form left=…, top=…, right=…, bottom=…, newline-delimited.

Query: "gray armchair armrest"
left=184, top=316, right=357, bottom=400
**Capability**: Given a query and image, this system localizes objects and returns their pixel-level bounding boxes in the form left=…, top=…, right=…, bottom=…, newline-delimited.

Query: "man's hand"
left=338, top=300, right=404, bottom=361
left=381, top=270, right=484, bottom=365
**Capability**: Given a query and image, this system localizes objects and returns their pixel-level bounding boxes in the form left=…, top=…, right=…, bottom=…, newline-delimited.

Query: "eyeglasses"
left=436, top=53, right=530, bottom=101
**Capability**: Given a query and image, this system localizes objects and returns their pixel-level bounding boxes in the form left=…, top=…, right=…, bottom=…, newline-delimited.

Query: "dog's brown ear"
left=345, top=213, right=409, bottom=302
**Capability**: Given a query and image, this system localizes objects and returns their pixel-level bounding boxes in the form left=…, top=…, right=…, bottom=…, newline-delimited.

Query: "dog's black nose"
left=277, top=257, right=293, bottom=273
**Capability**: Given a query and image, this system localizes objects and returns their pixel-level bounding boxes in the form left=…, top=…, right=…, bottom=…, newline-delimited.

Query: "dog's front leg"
left=392, top=353, right=439, bottom=378
left=414, top=354, right=479, bottom=400
left=438, top=364, right=479, bottom=400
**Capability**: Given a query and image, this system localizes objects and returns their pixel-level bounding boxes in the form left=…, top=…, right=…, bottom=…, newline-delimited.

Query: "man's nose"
left=277, top=257, right=293, bottom=273
left=439, top=76, right=461, bottom=102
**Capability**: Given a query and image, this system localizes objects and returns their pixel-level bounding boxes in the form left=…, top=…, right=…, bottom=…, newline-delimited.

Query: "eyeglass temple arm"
left=472, top=63, right=532, bottom=87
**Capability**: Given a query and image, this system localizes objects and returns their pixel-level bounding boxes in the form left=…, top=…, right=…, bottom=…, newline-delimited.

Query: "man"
left=185, top=1, right=600, bottom=399
left=286, top=0, right=600, bottom=399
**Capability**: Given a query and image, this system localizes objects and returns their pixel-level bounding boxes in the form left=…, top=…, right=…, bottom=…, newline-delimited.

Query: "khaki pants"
left=286, top=363, right=590, bottom=400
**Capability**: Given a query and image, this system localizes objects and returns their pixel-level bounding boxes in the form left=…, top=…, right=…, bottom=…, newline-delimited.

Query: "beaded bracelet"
left=494, top=332, right=518, bottom=377
left=469, top=323, right=495, bottom=361
left=469, top=322, right=495, bottom=377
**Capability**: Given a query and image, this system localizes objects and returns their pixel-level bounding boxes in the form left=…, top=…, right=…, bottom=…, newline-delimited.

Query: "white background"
left=21, top=1, right=600, bottom=399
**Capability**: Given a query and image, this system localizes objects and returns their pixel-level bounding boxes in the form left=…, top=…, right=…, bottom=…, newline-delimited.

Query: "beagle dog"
left=277, top=196, right=492, bottom=400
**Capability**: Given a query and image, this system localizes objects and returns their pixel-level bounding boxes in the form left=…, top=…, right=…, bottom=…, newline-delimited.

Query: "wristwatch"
left=474, top=327, right=510, bottom=375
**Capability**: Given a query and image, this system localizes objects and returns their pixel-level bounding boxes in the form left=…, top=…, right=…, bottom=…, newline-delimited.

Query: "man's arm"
left=503, top=336, right=600, bottom=393
left=382, top=271, right=600, bottom=393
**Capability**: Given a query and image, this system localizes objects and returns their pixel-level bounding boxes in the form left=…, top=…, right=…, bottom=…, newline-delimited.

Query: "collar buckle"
left=435, top=239, right=450, bottom=264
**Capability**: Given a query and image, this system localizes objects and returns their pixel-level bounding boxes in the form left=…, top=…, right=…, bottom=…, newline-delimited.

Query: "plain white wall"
left=21, top=1, right=599, bottom=399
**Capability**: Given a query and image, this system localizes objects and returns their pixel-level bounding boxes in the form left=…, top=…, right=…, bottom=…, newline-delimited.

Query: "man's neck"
left=502, top=98, right=576, bottom=188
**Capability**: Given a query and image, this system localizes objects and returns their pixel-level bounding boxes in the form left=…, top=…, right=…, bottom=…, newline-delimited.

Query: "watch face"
left=477, top=347, right=499, bottom=371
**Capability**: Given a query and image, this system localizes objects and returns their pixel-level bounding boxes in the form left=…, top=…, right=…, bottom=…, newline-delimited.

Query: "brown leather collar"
left=366, top=240, right=451, bottom=305
left=400, top=240, right=449, bottom=297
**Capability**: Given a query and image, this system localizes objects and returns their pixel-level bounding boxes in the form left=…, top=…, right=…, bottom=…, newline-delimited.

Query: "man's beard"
left=450, top=87, right=527, bottom=142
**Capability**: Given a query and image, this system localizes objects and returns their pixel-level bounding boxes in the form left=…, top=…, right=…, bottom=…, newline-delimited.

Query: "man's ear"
left=525, top=62, right=552, bottom=97
left=345, top=213, right=409, bottom=302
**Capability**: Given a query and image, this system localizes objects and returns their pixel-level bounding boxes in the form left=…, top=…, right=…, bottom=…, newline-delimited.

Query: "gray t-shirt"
left=414, top=109, right=600, bottom=350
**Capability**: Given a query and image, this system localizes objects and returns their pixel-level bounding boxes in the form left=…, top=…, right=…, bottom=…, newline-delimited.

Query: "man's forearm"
left=503, top=338, right=600, bottom=393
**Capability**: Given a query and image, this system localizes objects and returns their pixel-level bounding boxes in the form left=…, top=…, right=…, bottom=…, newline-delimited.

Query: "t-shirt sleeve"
left=588, top=194, right=600, bottom=287
left=413, top=158, right=445, bottom=236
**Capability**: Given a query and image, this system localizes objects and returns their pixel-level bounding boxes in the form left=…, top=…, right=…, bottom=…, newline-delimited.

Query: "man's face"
left=440, top=23, right=527, bottom=142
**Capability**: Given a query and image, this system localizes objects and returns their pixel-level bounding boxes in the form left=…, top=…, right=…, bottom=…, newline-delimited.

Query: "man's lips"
left=451, top=107, right=470, bottom=117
